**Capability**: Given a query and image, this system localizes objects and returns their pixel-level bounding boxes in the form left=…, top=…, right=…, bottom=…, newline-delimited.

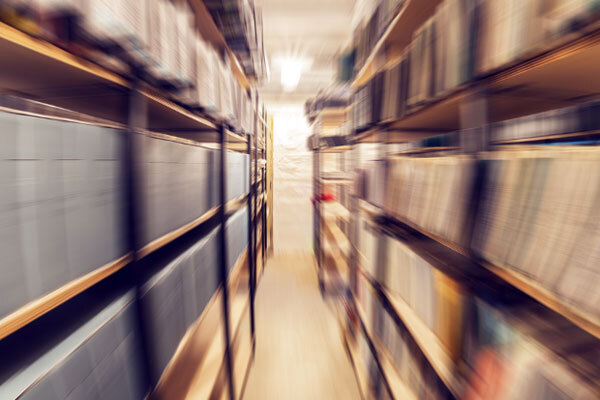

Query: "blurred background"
left=1, top=0, right=600, bottom=399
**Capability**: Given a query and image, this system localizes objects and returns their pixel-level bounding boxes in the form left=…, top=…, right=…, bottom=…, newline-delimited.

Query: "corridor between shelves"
left=242, top=253, right=360, bottom=400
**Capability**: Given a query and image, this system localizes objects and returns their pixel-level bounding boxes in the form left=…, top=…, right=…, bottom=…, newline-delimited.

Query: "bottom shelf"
left=354, top=300, right=416, bottom=400
left=0, top=252, right=132, bottom=340
left=152, top=247, right=252, bottom=399
left=343, top=331, right=370, bottom=400
left=358, top=268, right=465, bottom=399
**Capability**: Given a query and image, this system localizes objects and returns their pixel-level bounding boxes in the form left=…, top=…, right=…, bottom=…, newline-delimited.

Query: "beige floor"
left=242, top=252, right=361, bottom=400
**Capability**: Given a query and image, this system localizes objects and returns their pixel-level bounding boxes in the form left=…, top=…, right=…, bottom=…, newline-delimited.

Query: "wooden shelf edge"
left=0, top=21, right=128, bottom=88
left=228, top=51, right=251, bottom=90
left=229, top=297, right=253, bottom=400
left=194, top=251, right=251, bottom=400
left=153, top=244, right=250, bottom=399
left=322, top=201, right=351, bottom=224
left=371, top=335, right=418, bottom=400
left=138, top=206, right=220, bottom=259
left=226, top=193, right=250, bottom=216
left=153, top=285, right=225, bottom=399
left=352, top=0, right=413, bottom=89
left=319, top=145, right=353, bottom=153
left=355, top=265, right=464, bottom=398
left=0, top=22, right=226, bottom=133
left=139, top=194, right=249, bottom=260
left=319, top=178, right=354, bottom=186
left=379, top=286, right=465, bottom=398
left=482, top=260, right=600, bottom=341
left=322, top=217, right=350, bottom=257
left=140, top=88, right=218, bottom=130
left=342, top=326, right=370, bottom=399
left=0, top=253, right=133, bottom=340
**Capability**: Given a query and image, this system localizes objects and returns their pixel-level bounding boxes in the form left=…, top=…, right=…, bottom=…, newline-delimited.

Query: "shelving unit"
left=352, top=0, right=444, bottom=89
left=308, top=2, right=600, bottom=399
left=310, top=104, right=353, bottom=295
left=0, top=3, right=271, bottom=400
left=353, top=293, right=417, bottom=400
left=354, top=13, right=600, bottom=142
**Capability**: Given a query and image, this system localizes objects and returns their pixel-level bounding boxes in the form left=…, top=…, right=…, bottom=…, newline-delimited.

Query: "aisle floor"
left=242, top=252, right=360, bottom=400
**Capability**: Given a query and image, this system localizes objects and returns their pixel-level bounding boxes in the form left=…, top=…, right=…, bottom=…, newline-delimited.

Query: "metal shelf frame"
left=0, top=56, right=263, bottom=400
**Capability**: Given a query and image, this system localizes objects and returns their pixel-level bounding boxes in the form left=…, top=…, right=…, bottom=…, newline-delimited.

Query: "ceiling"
left=254, top=0, right=356, bottom=105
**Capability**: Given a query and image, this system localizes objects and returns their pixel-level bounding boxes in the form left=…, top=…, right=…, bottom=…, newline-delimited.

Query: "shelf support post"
left=248, top=116, right=256, bottom=349
left=460, top=86, right=490, bottom=153
left=261, top=111, right=267, bottom=269
left=124, top=78, right=155, bottom=394
left=253, top=95, right=259, bottom=291
left=315, top=136, right=323, bottom=293
left=218, top=122, right=236, bottom=400
left=347, top=140, right=360, bottom=337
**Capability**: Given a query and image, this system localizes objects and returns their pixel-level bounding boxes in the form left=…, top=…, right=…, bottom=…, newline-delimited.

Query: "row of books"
left=142, top=206, right=248, bottom=383
left=140, top=134, right=249, bottom=246
left=226, top=207, right=249, bottom=273
left=304, top=85, right=352, bottom=125
left=381, top=147, right=600, bottom=319
left=360, top=145, right=600, bottom=322
left=384, top=156, right=476, bottom=247
left=351, top=0, right=476, bottom=130
left=407, top=0, right=476, bottom=106
left=0, top=111, right=128, bottom=321
left=186, top=35, right=257, bottom=133
left=0, top=1, right=259, bottom=133
left=353, top=0, right=407, bottom=74
left=459, top=296, right=600, bottom=400
left=357, top=273, right=451, bottom=400
left=351, top=0, right=600, bottom=131
left=357, top=208, right=380, bottom=280
left=356, top=321, right=380, bottom=397
left=0, top=108, right=250, bottom=323
left=351, top=81, right=378, bottom=130
left=490, top=100, right=600, bottom=143
left=3, top=292, right=146, bottom=400
left=473, top=147, right=600, bottom=320
left=5, top=0, right=194, bottom=84
left=356, top=160, right=386, bottom=209
left=386, top=238, right=461, bottom=360
left=378, top=305, right=450, bottom=400
left=205, top=0, right=267, bottom=78
left=359, top=226, right=600, bottom=399
left=477, top=0, right=600, bottom=74
left=2, top=205, right=250, bottom=399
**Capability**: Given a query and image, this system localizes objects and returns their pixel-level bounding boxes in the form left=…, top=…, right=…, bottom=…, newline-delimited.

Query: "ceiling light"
left=278, top=55, right=312, bottom=92
left=281, top=58, right=303, bottom=92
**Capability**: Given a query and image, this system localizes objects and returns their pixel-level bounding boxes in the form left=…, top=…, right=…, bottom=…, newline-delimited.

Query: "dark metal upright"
left=218, top=123, right=236, bottom=400
left=124, top=79, right=154, bottom=394
left=313, top=137, right=323, bottom=292
left=348, top=143, right=359, bottom=326
left=261, top=112, right=267, bottom=268
left=253, top=97, right=259, bottom=290
left=247, top=126, right=256, bottom=346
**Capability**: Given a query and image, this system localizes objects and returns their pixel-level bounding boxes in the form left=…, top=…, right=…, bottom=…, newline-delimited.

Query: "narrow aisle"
left=243, top=253, right=360, bottom=400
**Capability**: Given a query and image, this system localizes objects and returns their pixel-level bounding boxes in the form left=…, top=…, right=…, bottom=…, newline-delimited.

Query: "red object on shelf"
left=311, top=193, right=337, bottom=205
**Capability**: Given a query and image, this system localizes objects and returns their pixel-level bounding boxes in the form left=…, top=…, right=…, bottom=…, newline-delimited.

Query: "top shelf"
left=188, top=0, right=250, bottom=90
left=353, top=8, right=600, bottom=142
left=352, top=0, right=443, bottom=89
left=0, top=22, right=221, bottom=133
